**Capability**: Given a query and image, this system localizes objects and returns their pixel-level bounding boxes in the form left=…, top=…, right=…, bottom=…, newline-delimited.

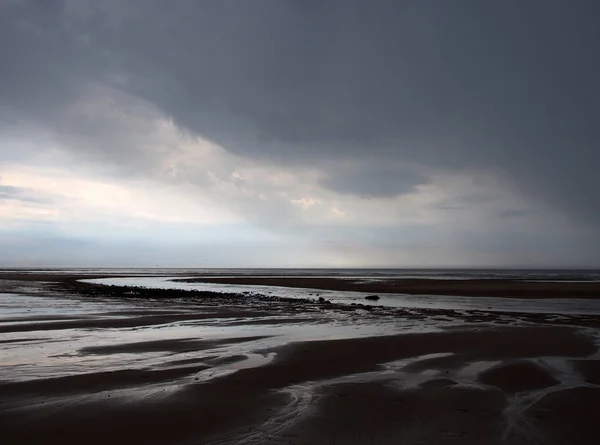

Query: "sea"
left=4, top=267, right=600, bottom=282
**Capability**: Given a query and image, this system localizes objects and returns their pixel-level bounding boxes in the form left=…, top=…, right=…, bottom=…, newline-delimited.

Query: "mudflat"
left=1, top=274, right=600, bottom=444
left=179, top=276, right=600, bottom=298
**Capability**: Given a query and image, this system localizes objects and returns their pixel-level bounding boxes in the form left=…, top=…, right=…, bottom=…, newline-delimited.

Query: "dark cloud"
left=499, top=209, right=529, bottom=219
left=432, top=191, right=501, bottom=211
left=0, top=0, right=91, bottom=119
left=2, top=1, right=600, bottom=225
left=319, top=163, right=427, bottom=198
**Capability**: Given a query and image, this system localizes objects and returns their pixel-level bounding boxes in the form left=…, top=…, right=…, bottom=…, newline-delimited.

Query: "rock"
left=365, top=295, right=380, bottom=301
left=318, top=297, right=326, bottom=303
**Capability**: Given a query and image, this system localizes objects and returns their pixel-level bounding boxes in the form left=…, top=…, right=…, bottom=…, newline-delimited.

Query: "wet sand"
left=179, top=276, right=600, bottom=298
left=2, top=274, right=600, bottom=444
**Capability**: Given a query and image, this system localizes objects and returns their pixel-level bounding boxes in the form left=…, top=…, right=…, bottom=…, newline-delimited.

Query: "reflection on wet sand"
left=1, top=274, right=600, bottom=444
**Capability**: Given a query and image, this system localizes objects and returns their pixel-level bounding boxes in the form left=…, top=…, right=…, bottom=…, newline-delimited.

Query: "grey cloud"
left=2, top=1, right=600, bottom=227
left=295, top=223, right=600, bottom=268
left=319, top=164, right=428, bottom=198
left=499, top=209, right=529, bottom=219
left=0, top=185, right=23, bottom=194
left=433, top=191, right=501, bottom=211
left=0, top=0, right=92, bottom=119
left=0, top=184, right=48, bottom=204
left=0, top=220, right=316, bottom=268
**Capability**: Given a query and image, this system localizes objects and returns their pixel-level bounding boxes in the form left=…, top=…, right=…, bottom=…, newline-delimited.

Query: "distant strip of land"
left=177, top=276, right=600, bottom=298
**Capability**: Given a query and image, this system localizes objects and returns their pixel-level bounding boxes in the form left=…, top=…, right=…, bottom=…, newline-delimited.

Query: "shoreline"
left=4, top=277, right=600, bottom=329
left=5, top=270, right=600, bottom=298
left=33, top=281, right=600, bottom=329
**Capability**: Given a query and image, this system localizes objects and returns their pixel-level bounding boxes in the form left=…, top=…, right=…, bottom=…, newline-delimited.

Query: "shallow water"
left=0, top=288, right=437, bottom=383
left=83, top=276, right=600, bottom=315
left=4, top=274, right=600, bottom=386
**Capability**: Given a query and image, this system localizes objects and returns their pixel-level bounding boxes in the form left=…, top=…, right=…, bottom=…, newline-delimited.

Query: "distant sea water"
left=4, top=268, right=600, bottom=282
left=5, top=267, right=600, bottom=314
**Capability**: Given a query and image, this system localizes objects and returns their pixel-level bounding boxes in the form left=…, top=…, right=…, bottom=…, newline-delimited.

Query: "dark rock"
left=365, top=295, right=380, bottom=301
left=420, top=378, right=458, bottom=389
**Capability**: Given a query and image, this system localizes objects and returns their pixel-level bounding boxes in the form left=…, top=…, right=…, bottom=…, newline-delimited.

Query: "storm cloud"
left=1, top=0, right=600, bottom=266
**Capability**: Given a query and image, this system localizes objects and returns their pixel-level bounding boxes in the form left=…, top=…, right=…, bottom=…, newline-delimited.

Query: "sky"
left=1, top=0, right=600, bottom=268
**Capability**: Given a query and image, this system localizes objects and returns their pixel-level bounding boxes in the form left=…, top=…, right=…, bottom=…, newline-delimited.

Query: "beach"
left=2, top=271, right=600, bottom=444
